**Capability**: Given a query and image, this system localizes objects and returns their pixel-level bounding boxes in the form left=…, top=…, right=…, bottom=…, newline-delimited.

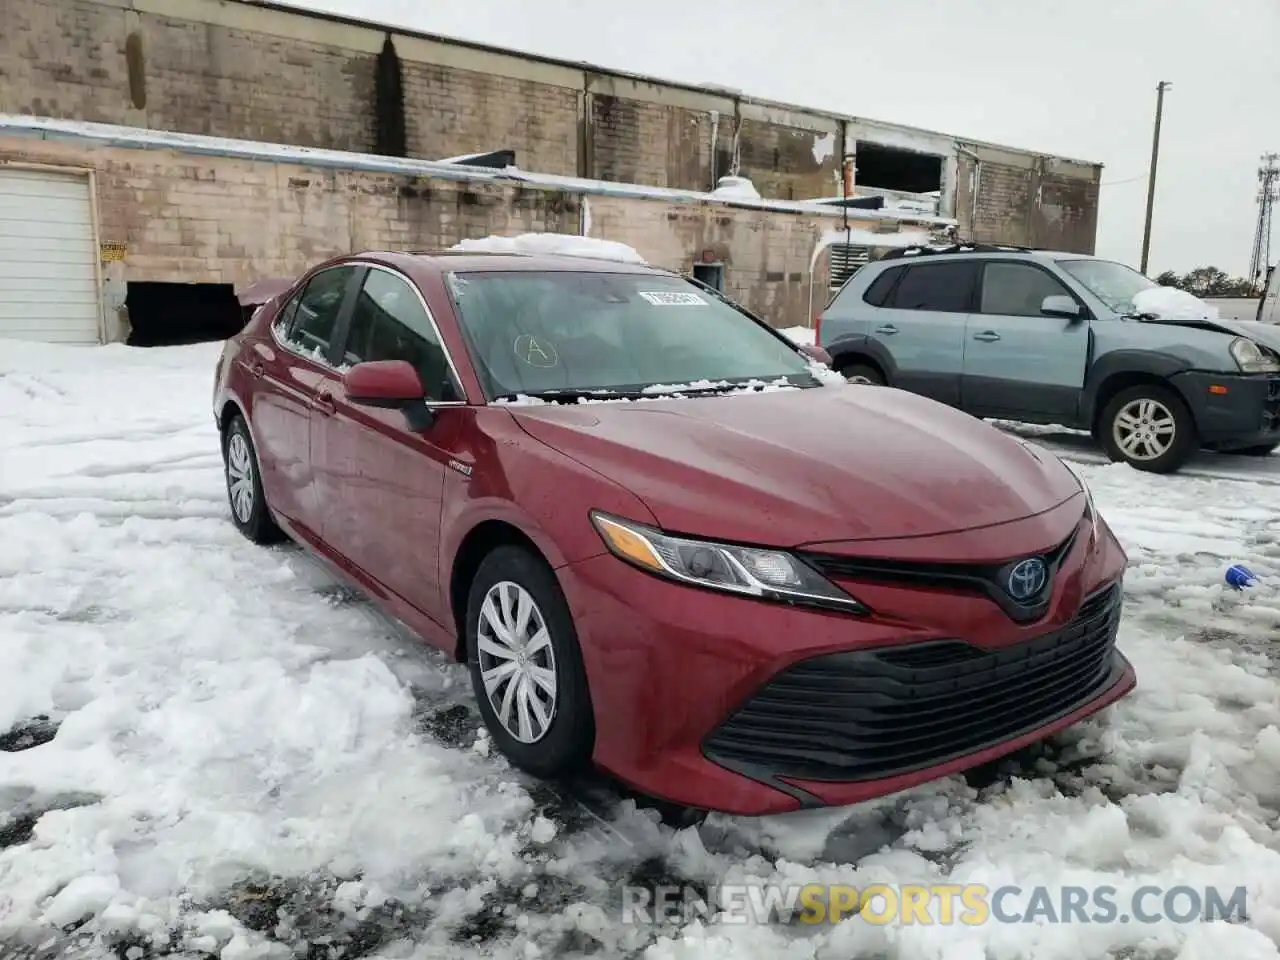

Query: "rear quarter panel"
left=817, top=273, right=874, bottom=349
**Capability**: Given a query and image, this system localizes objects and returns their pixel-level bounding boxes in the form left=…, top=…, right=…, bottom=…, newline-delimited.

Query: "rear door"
left=960, top=260, right=1090, bottom=421
left=248, top=264, right=361, bottom=540
left=314, top=265, right=468, bottom=625
left=872, top=260, right=978, bottom=406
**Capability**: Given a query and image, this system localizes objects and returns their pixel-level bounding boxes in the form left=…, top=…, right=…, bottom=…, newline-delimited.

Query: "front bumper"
left=559, top=501, right=1135, bottom=816
left=1171, top=370, right=1280, bottom=448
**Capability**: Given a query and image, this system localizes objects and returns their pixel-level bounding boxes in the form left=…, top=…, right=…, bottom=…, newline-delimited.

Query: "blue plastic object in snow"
left=1225, top=564, right=1260, bottom=590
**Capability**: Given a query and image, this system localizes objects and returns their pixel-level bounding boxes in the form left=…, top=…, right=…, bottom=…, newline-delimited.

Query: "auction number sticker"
left=638, top=291, right=707, bottom=306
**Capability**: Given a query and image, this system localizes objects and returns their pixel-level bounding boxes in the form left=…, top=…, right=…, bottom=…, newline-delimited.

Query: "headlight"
left=1229, top=337, right=1280, bottom=373
left=590, top=512, right=868, bottom=613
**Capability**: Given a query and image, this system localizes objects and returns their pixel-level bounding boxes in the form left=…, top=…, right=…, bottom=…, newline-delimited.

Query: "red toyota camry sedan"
left=212, top=248, right=1136, bottom=817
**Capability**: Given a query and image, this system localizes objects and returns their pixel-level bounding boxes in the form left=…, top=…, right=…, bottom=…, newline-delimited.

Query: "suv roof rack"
left=876, top=243, right=1038, bottom=261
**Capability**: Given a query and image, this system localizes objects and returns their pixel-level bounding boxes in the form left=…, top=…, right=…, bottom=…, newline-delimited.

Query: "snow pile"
left=450, top=232, right=646, bottom=264
left=3, top=340, right=1280, bottom=958
left=1132, top=287, right=1222, bottom=322
left=709, top=176, right=762, bottom=201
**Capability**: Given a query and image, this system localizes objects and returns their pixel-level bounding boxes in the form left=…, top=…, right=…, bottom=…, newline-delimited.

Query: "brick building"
left=0, top=0, right=1104, bottom=344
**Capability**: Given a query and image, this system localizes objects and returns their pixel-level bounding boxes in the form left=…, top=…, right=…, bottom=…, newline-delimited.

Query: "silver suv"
left=816, top=245, right=1280, bottom=473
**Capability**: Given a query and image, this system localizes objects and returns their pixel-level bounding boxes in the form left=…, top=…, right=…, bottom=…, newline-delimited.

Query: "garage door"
left=0, top=167, right=101, bottom=343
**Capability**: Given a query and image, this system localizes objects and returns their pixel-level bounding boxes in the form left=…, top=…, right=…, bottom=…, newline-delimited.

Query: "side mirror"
left=1041, top=295, right=1084, bottom=321
left=343, top=360, right=425, bottom=408
left=798, top=342, right=834, bottom=366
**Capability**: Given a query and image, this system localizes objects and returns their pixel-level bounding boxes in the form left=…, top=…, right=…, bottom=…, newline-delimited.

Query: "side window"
left=861, top=266, right=905, bottom=307
left=343, top=269, right=461, bottom=401
left=285, top=267, right=355, bottom=354
left=272, top=292, right=302, bottom=336
left=886, top=263, right=977, bottom=313
left=980, top=262, right=1074, bottom=317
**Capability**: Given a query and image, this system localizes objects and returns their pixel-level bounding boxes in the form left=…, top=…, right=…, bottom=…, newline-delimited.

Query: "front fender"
left=1081, top=349, right=1195, bottom=425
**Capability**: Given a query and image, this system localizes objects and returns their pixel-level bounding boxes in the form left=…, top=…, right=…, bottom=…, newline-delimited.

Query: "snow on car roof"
left=447, top=233, right=647, bottom=265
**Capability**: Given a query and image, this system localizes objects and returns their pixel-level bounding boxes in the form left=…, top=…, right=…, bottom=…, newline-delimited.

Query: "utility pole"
left=1139, top=81, right=1171, bottom=275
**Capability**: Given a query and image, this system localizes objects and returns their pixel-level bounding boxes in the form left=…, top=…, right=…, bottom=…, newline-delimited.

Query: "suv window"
left=862, top=266, right=904, bottom=307
left=886, top=263, right=977, bottom=312
left=980, top=262, right=1074, bottom=317
left=285, top=266, right=355, bottom=354
left=343, top=268, right=461, bottom=400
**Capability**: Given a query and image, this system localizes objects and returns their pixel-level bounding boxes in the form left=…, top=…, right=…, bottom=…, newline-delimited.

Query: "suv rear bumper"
left=1171, top=371, right=1280, bottom=448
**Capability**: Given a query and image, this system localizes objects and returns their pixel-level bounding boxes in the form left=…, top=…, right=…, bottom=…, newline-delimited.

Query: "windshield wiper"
left=496, top=388, right=650, bottom=404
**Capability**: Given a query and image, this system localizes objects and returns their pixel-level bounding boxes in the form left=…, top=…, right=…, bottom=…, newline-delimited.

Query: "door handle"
left=312, top=392, right=336, bottom=416
left=874, top=324, right=899, bottom=336
left=250, top=361, right=265, bottom=378
left=972, top=331, right=1002, bottom=342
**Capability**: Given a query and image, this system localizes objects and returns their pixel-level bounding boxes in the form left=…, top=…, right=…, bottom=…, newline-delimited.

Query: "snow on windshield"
left=1131, top=286, right=1223, bottom=322
left=449, top=232, right=646, bottom=264
left=1057, top=259, right=1158, bottom=313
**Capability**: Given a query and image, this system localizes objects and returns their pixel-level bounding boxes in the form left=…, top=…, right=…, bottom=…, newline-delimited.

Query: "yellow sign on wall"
left=100, top=242, right=127, bottom=262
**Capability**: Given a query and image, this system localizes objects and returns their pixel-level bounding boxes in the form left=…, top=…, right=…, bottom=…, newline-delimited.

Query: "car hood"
left=507, top=386, right=1082, bottom=546
left=1213, top=318, right=1280, bottom=353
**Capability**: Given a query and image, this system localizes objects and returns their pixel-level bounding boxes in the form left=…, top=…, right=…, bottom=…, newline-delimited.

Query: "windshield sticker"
left=514, top=334, right=559, bottom=368
left=638, top=291, right=708, bottom=307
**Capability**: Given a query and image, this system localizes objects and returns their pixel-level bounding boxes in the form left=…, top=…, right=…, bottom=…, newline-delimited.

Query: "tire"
left=1234, top=443, right=1278, bottom=457
left=1098, top=384, right=1197, bottom=474
left=837, top=362, right=885, bottom=386
left=466, top=545, right=594, bottom=778
left=222, top=414, right=285, bottom=544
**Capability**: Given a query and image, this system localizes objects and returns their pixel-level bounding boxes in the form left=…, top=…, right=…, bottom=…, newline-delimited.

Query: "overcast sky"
left=296, top=0, right=1277, bottom=278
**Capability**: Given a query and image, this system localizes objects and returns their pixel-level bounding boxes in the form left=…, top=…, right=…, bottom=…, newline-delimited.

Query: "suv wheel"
left=1099, top=384, right=1196, bottom=473
left=838, top=362, right=885, bottom=386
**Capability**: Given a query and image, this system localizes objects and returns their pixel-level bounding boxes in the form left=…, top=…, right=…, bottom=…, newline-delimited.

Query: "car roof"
left=871, top=245, right=1100, bottom=267
left=347, top=250, right=672, bottom=277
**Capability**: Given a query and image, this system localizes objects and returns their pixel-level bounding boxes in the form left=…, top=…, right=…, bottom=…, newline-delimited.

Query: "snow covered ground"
left=3, top=341, right=1280, bottom=960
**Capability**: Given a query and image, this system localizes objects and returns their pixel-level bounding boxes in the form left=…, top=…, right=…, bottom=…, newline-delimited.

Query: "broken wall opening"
left=854, top=142, right=943, bottom=194
left=125, top=282, right=245, bottom=347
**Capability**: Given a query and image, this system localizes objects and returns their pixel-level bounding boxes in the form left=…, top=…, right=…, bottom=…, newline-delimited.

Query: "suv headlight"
left=590, top=512, right=868, bottom=614
left=1229, top=337, right=1280, bottom=373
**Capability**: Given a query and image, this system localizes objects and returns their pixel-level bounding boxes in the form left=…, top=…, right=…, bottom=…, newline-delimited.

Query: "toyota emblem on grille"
left=1006, top=558, right=1048, bottom=602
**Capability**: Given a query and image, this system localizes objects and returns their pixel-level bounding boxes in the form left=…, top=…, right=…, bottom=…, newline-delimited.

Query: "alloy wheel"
left=1112, top=398, right=1177, bottom=462
left=226, top=432, right=255, bottom=523
left=476, top=580, right=558, bottom=744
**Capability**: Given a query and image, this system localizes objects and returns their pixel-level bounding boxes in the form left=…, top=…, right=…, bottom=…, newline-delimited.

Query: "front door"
left=960, top=260, right=1090, bottom=421
left=250, top=265, right=360, bottom=539
left=315, top=265, right=467, bottom=626
left=871, top=260, right=979, bottom=407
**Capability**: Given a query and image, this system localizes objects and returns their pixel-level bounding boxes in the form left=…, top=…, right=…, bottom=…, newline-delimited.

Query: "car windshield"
left=445, top=270, right=819, bottom=400
left=1057, top=258, right=1158, bottom=313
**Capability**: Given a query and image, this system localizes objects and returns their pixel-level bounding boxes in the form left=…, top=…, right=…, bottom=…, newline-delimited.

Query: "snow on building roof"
left=0, top=114, right=956, bottom=227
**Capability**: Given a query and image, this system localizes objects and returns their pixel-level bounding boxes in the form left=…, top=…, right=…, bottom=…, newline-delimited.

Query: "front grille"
left=1264, top=377, right=1280, bottom=432
left=797, top=525, right=1080, bottom=624
left=703, top=582, right=1124, bottom=786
